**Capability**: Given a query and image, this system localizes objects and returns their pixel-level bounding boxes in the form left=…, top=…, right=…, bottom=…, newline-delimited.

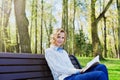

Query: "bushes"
left=74, top=30, right=92, bottom=57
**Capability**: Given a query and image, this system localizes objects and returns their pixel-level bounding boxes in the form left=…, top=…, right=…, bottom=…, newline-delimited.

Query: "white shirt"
left=45, top=45, right=80, bottom=80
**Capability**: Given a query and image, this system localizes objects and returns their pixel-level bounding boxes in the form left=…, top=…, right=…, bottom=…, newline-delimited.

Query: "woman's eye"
left=57, top=36, right=60, bottom=38
left=62, top=37, right=64, bottom=39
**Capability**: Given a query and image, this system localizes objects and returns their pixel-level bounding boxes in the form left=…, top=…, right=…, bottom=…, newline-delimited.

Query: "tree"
left=116, top=0, right=120, bottom=58
left=0, top=10, right=4, bottom=52
left=72, top=0, right=76, bottom=54
left=91, top=0, right=113, bottom=58
left=0, top=0, right=12, bottom=52
left=40, top=0, right=44, bottom=54
left=62, top=0, right=69, bottom=51
left=74, top=30, right=90, bottom=56
left=44, top=10, right=53, bottom=47
left=3, top=0, right=12, bottom=52
left=102, top=1, right=107, bottom=58
left=14, top=0, right=31, bottom=53
left=30, top=0, right=38, bottom=54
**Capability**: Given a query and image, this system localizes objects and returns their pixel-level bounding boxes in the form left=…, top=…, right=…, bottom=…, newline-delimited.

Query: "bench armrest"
left=69, top=55, right=82, bottom=69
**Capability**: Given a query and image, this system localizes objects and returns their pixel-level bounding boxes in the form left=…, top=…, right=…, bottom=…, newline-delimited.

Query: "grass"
left=76, top=56, right=120, bottom=80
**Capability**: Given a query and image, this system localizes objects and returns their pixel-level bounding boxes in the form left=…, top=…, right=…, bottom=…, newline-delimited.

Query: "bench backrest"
left=0, top=52, right=81, bottom=80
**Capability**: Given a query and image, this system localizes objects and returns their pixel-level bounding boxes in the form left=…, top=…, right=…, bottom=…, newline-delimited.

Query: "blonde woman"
left=45, top=28, right=108, bottom=80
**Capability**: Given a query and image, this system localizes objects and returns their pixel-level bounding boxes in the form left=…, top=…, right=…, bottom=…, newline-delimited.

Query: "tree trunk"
left=116, top=0, right=120, bottom=59
left=111, top=21, right=118, bottom=58
left=91, top=0, right=102, bottom=57
left=2, top=0, right=12, bottom=52
left=40, top=0, right=43, bottom=54
left=62, top=0, right=68, bottom=52
left=91, top=0, right=113, bottom=59
left=44, top=9, right=53, bottom=47
left=103, top=15, right=107, bottom=58
left=35, top=0, right=38, bottom=54
left=30, top=0, right=34, bottom=53
left=14, top=0, right=31, bottom=53
left=0, top=1, right=4, bottom=52
left=15, top=28, right=20, bottom=53
left=30, top=0, right=38, bottom=53
left=3, top=0, right=12, bottom=39
left=72, top=0, right=76, bottom=55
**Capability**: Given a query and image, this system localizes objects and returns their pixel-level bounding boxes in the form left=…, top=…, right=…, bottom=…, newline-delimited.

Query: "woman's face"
left=54, top=32, right=65, bottom=47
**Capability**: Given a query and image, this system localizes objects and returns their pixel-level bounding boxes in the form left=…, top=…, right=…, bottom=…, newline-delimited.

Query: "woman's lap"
left=86, top=64, right=108, bottom=79
left=64, top=64, right=108, bottom=80
left=64, top=71, right=107, bottom=80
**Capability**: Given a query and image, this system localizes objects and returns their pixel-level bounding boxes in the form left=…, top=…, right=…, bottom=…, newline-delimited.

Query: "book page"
left=80, top=55, right=100, bottom=73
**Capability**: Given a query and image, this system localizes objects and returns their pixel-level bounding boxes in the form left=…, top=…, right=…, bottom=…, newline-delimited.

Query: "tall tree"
left=116, top=0, right=120, bottom=58
left=103, top=15, right=107, bottom=57
left=14, top=0, right=31, bottom=53
left=72, top=0, right=76, bottom=54
left=0, top=1, right=4, bottom=52
left=44, top=9, right=53, bottom=47
left=62, top=0, right=68, bottom=51
left=34, top=0, right=38, bottom=54
left=30, top=0, right=38, bottom=53
left=30, top=0, right=34, bottom=53
left=3, top=0, right=12, bottom=52
left=102, top=0, right=107, bottom=58
left=0, top=25, right=3, bottom=52
left=40, top=0, right=44, bottom=54
left=111, top=20, right=118, bottom=58
left=91, top=0, right=113, bottom=58
left=0, top=0, right=12, bottom=52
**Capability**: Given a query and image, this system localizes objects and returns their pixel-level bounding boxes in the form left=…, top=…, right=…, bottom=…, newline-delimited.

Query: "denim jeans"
left=64, top=64, right=108, bottom=80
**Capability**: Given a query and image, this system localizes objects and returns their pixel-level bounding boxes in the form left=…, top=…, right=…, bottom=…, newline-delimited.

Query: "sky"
left=52, top=0, right=62, bottom=28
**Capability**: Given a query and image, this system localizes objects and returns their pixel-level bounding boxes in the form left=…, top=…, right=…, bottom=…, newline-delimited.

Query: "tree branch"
left=96, top=0, right=113, bottom=23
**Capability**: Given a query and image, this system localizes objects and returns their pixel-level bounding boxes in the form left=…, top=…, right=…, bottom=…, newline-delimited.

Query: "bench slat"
left=0, top=72, right=53, bottom=80
left=0, top=52, right=44, bottom=59
left=0, top=59, right=47, bottom=65
left=0, top=66, right=50, bottom=73
left=27, top=77, right=53, bottom=80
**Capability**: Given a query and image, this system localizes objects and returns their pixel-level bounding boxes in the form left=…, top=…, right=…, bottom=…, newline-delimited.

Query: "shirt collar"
left=50, top=45, right=63, bottom=51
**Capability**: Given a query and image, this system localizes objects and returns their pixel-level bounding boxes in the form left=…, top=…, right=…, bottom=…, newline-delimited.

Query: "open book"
left=80, top=55, right=100, bottom=73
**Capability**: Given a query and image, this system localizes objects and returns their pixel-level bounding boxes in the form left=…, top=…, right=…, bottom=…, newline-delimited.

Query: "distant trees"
left=0, top=0, right=120, bottom=59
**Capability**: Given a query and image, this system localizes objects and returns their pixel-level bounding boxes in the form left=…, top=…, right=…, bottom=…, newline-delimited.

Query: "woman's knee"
left=99, top=64, right=106, bottom=67
left=96, top=64, right=105, bottom=67
left=96, top=64, right=107, bottom=70
left=97, top=71, right=107, bottom=80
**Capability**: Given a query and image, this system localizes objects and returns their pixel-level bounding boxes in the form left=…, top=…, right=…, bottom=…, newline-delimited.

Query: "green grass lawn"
left=76, top=56, right=120, bottom=80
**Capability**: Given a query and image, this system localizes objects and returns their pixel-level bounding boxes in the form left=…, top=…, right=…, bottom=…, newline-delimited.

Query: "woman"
left=45, top=28, right=108, bottom=80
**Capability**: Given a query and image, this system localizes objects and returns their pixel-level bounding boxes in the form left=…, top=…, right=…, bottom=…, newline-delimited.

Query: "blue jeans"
left=64, top=64, right=108, bottom=80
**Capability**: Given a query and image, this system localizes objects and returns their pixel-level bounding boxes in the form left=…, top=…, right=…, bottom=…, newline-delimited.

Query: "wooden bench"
left=0, top=52, right=81, bottom=80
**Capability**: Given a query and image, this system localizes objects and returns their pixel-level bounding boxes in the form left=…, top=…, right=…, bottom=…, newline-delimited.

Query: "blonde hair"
left=50, top=28, right=66, bottom=45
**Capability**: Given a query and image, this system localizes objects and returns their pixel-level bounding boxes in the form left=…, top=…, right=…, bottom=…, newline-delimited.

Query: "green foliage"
left=74, top=30, right=92, bottom=56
